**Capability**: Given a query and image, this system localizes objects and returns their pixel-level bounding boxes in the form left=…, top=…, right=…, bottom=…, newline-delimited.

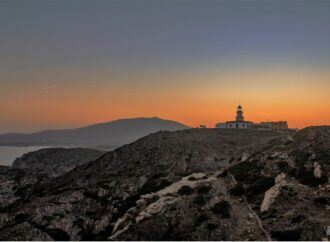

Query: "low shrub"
left=197, top=185, right=212, bottom=194
left=178, top=185, right=194, bottom=195
left=276, top=161, right=289, bottom=172
left=216, top=170, right=228, bottom=178
left=295, top=167, right=328, bottom=187
left=287, top=167, right=297, bottom=177
left=229, top=161, right=261, bottom=183
left=291, top=150, right=310, bottom=166
left=271, top=229, right=301, bottom=241
left=229, top=183, right=245, bottom=196
left=83, top=191, right=99, bottom=200
left=14, top=213, right=30, bottom=223
left=47, top=228, right=71, bottom=241
left=245, top=176, right=275, bottom=197
left=211, top=200, right=231, bottom=218
left=139, top=177, right=171, bottom=195
left=291, top=214, right=306, bottom=223
left=315, top=151, right=330, bottom=165
left=193, top=195, right=207, bottom=205
left=195, top=213, right=209, bottom=226
left=206, top=222, right=218, bottom=230
left=313, top=196, right=329, bottom=206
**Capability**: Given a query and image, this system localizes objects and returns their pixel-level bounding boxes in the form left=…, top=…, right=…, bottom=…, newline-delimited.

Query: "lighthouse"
left=236, top=105, right=244, bottom=122
left=215, top=104, right=253, bottom=129
left=216, top=104, right=288, bottom=130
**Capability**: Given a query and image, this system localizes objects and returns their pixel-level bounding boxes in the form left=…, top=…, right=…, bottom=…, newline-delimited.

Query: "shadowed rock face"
left=12, top=148, right=105, bottom=177
left=0, top=166, right=49, bottom=212
left=0, top=127, right=329, bottom=241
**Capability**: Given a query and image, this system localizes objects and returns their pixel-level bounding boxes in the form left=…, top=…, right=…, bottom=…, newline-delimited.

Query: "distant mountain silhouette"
left=0, top=117, right=190, bottom=148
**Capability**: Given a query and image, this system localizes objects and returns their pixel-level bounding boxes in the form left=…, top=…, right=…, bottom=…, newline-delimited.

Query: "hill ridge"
left=0, top=117, right=190, bottom=148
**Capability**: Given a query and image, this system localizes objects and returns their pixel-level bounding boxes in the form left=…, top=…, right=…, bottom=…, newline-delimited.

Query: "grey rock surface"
left=12, top=148, right=105, bottom=177
left=0, top=127, right=329, bottom=241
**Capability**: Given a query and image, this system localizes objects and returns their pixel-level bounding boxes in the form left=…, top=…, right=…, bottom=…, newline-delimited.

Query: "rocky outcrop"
left=260, top=173, right=287, bottom=212
left=0, top=166, right=49, bottom=213
left=0, top=127, right=329, bottom=241
left=12, top=148, right=105, bottom=177
left=313, top=162, right=322, bottom=178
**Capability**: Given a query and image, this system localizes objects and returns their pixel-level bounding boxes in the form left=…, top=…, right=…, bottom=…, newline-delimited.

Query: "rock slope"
left=12, top=148, right=105, bottom=177
left=0, top=127, right=329, bottom=241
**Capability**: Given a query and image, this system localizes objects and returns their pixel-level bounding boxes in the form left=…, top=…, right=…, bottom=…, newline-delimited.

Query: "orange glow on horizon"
left=1, top=66, right=329, bottom=132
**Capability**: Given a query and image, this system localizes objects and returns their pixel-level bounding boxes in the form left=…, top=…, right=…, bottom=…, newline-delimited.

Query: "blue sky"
left=1, top=0, right=330, bottom=71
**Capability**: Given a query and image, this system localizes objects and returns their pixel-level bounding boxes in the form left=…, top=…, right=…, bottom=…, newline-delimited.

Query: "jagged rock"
left=241, top=152, right=250, bottom=162
left=284, top=134, right=294, bottom=144
left=313, top=162, right=322, bottom=178
left=260, top=173, right=287, bottom=212
left=0, top=166, right=48, bottom=210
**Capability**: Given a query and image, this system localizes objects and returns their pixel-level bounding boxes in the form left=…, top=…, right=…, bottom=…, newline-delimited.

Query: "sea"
left=0, top=146, right=50, bottom=166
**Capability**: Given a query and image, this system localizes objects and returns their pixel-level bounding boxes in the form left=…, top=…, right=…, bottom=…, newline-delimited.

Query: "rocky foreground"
left=0, top=127, right=329, bottom=241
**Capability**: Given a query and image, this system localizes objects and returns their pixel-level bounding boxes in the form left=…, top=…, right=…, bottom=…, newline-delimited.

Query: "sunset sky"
left=1, top=0, right=330, bottom=132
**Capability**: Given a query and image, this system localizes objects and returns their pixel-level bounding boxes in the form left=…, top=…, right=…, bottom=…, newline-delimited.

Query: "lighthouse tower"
left=236, top=105, right=244, bottom=122
left=215, top=104, right=253, bottom=129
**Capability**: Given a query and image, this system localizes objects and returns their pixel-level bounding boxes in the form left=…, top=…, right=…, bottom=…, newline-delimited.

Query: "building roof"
left=226, top=120, right=253, bottom=124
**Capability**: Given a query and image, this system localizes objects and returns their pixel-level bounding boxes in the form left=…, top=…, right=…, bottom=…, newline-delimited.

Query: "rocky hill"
left=0, top=127, right=329, bottom=241
left=12, top=148, right=105, bottom=177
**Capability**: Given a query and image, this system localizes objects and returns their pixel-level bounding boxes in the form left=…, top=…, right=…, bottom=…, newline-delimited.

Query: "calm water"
left=0, top=146, right=50, bottom=166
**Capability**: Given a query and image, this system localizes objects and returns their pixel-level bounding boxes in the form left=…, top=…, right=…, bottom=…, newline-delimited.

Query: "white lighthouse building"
left=216, top=105, right=253, bottom=129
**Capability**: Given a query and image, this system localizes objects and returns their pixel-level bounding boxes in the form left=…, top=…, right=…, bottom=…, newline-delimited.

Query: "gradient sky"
left=1, top=0, right=330, bottom=132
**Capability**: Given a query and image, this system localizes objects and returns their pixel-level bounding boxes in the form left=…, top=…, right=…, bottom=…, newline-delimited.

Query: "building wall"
left=272, top=121, right=288, bottom=130
left=260, top=121, right=288, bottom=130
left=220, top=122, right=252, bottom=129
left=216, top=120, right=288, bottom=130
left=216, top=123, right=227, bottom=128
